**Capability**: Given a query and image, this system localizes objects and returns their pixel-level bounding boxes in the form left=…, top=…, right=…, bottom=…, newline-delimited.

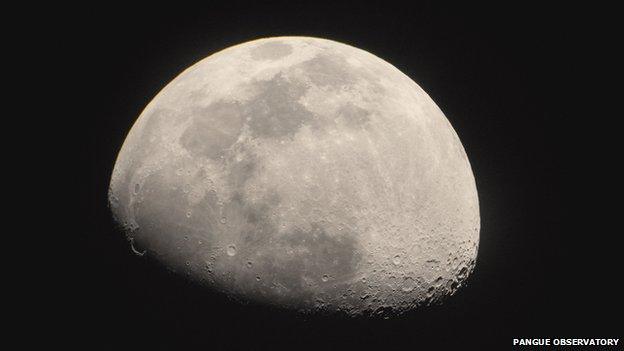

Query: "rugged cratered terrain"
left=109, top=37, right=480, bottom=316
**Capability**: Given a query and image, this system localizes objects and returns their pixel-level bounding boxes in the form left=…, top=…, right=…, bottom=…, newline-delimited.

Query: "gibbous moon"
left=109, top=37, right=479, bottom=316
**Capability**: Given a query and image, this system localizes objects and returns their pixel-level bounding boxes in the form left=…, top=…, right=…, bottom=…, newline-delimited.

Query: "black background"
left=69, top=2, right=620, bottom=349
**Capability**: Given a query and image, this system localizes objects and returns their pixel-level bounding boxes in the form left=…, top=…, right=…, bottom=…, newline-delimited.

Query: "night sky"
left=64, top=2, right=619, bottom=349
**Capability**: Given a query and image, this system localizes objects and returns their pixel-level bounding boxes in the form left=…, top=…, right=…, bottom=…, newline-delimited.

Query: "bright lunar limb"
left=109, top=37, right=480, bottom=316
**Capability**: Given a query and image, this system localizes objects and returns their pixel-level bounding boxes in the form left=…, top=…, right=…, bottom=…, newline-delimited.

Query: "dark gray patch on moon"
left=243, top=223, right=362, bottom=308
left=193, top=187, right=222, bottom=230
left=338, top=103, right=371, bottom=127
left=226, top=155, right=256, bottom=188
left=282, top=223, right=361, bottom=283
left=235, top=191, right=281, bottom=247
left=180, top=57, right=375, bottom=155
left=180, top=101, right=244, bottom=159
left=296, top=54, right=357, bottom=88
left=244, top=74, right=314, bottom=139
left=250, top=41, right=293, bottom=61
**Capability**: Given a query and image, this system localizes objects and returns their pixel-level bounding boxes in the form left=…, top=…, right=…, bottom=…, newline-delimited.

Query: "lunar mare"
left=109, top=37, right=479, bottom=316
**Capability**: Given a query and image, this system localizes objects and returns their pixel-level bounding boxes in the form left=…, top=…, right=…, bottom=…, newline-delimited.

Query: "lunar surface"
left=109, top=37, right=479, bottom=316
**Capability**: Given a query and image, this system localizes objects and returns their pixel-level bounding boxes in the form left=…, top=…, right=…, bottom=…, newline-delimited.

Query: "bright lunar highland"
left=109, top=37, right=480, bottom=316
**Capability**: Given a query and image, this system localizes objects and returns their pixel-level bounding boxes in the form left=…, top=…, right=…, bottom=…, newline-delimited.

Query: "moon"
left=109, top=37, right=479, bottom=316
